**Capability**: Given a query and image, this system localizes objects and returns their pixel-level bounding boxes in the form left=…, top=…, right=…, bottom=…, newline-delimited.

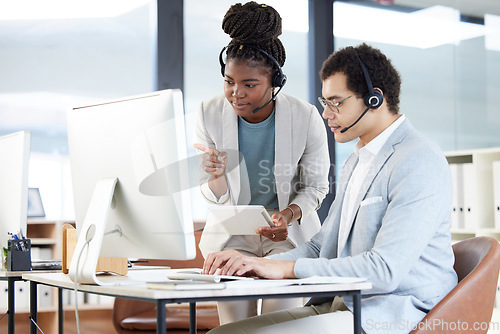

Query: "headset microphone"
left=252, top=85, right=283, bottom=113
left=340, top=52, right=384, bottom=133
left=340, top=106, right=370, bottom=133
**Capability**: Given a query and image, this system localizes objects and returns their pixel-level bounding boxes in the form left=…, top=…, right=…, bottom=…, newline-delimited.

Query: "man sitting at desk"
left=202, top=43, right=457, bottom=334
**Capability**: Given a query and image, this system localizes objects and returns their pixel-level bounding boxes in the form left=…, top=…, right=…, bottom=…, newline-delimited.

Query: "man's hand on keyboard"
left=202, top=249, right=296, bottom=280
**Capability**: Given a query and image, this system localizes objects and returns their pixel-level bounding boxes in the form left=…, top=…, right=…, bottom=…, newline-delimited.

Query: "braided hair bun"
left=222, top=1, right=286, bottom=67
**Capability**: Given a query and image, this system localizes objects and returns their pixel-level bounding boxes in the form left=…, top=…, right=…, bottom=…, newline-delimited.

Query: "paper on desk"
left=93, top=269, right=172, bottom=286
left=224, top=279, right=296, bottom=289
left=223, top=276, right=367, bottom=289
left=295, top=276, right=367, bottom=284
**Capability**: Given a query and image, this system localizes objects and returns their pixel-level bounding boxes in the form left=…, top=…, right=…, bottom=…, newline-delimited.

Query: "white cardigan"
left=194, top=93, right=330, bottom=256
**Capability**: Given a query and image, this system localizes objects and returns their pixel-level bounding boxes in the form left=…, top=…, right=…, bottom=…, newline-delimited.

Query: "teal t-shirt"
left=238, top=110, right=279, bottom=208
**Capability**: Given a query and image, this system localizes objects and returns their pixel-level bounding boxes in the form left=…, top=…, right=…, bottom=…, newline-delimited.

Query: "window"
left=333, top=1, right=500, bottom=173
left=0, top=0, right=155, bottom=218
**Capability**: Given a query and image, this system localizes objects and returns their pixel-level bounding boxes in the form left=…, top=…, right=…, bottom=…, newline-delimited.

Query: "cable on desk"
left=74, top=242, right=88, bottom=334
left=74, top=224, right=96, bottom=334
left=0, top=310, right=8, bottom=322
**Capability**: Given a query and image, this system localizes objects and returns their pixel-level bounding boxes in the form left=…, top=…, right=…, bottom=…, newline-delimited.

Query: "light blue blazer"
left=271, top=119, right=458, bottom=334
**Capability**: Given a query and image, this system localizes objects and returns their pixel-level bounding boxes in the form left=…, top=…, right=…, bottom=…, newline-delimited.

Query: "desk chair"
left=411, top=236, right=500, bottom=334
left=112, top=229, right=220, bottom=333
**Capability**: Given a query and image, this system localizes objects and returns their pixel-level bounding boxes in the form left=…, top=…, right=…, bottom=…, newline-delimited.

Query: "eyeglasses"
left=318, top=95, right=353, bottom=114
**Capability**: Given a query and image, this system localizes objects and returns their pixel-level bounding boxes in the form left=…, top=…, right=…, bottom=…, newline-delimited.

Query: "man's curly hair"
left=320, top=43, right=401, bottom=114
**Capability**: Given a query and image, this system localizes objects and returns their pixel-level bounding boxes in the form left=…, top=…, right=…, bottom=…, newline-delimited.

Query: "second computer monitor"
left=0, top=131, right=30, bottom=253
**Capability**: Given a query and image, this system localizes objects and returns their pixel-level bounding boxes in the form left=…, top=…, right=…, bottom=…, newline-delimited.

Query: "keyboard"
left=166, top=269, right=254, bottom=283
left=31, top=259, right=62, bottom=270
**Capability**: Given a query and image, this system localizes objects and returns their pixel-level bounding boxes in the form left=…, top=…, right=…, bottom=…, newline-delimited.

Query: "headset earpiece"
left=356, top=53, right=383, bottom=109
left=219, top=46, right=227, bottom=77
left=273, top=70, right=287, bottom=88
left=364, top=89, right=383, bottom=109
left=218, top=45, right=287, bottom=88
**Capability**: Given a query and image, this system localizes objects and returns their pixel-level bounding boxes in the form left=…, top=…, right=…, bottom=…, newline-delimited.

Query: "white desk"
left=23, top=269, right=372, bottom=334
left=1, top=269, right=60, bottom=334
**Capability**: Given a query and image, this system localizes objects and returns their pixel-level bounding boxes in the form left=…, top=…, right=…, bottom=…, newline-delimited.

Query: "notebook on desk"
left=146, top=280, right=226, bottom=290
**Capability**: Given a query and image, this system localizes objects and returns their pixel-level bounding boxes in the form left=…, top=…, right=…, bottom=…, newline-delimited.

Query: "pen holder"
left=7, top=239, right=31, bottom=271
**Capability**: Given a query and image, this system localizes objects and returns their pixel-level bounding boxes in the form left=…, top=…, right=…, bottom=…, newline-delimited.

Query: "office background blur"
left=1, top=0, right=499, bottom=221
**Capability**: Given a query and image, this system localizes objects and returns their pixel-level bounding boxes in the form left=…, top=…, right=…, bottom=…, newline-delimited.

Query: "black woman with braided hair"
left=194, top=1, right=330, bottom=325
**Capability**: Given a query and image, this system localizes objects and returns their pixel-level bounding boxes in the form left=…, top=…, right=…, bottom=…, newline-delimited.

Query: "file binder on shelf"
left=450, top=163, right=465, bottom=230
left=493, top=161, right=500, bottom=229
left=462, top=162, right=478, bottom=230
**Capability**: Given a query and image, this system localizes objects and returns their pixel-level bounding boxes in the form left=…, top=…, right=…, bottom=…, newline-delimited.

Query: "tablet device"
left=207, top=205, right=275, bottom=235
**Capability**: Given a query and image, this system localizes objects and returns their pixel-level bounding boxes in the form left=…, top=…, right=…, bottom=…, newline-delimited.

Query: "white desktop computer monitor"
left=0, top=131, right=30, bottom=257
left=67, top=89, right=196, bottom=285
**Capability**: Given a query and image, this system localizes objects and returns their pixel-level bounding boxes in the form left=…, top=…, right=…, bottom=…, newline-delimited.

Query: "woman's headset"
left=219, top=44, right=287, bottom=88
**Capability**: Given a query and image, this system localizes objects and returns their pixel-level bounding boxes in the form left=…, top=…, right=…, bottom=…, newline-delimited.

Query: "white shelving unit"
left=446, top=147, right=500, bottom=236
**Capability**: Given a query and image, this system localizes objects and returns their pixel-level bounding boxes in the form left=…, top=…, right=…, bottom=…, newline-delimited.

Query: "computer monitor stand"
left=68, top=178, right=128, bottom=285
left=62, top=225, right=128, bottom=275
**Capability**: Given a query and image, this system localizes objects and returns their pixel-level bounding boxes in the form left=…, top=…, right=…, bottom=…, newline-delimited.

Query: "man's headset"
left=356, top=52, right=383, bottom=109
left=219, top=44, right=287, bottom=88
left=340, top=53, right=384, bottom=133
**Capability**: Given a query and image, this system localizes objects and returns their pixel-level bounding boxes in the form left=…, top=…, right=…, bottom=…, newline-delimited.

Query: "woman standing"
left=194, top=1, right=329, bottom=324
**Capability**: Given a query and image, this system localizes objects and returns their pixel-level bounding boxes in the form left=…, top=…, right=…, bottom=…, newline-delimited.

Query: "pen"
left=10, top=233, right=26, bottom=251
left=8, top=233, right=20, bottom=251
left=17, top=231, right=28, bottom=251
left=261, top=211, right=276, bottom=227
